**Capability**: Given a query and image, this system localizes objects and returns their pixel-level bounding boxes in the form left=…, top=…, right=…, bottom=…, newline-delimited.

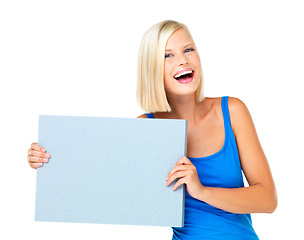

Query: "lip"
left=176, top=76, right=194, bottom=84
left=173, top=68, right=194, bottom=78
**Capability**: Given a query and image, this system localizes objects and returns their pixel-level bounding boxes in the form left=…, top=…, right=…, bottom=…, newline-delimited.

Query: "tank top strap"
left=145, top=113, right=155, bottom=118
left=221, top=96, right=233, bottom=135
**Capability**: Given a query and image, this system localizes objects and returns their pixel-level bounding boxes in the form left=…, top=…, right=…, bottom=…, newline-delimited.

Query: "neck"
left=166, top=93, right=202, bottom=123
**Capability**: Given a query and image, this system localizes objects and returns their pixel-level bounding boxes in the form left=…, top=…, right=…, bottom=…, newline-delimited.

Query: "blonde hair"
left=136, top=20, right=205, bottom=113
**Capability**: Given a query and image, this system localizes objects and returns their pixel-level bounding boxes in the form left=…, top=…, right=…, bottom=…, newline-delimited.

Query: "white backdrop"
left=1, top=0, right=303, bottom=239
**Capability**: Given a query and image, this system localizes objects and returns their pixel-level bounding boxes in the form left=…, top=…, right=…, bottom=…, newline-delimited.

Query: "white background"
left=1, top=0, right=303, bottom=239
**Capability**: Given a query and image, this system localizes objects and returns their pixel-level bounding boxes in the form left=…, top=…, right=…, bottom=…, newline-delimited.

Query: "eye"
left=165, top=53, right=172, bottom=58
left=185, top=48, right=195, bottom=53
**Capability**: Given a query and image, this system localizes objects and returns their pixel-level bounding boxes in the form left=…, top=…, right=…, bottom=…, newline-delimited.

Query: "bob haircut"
left=136, top=20, right=205, bottom=113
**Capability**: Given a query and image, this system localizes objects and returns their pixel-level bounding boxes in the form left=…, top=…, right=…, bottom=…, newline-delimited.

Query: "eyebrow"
left=165, top=43, right=195, bottom=51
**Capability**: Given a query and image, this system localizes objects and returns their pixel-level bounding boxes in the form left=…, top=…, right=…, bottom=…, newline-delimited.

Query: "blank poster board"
left=35, top=115, right=188, bottom=227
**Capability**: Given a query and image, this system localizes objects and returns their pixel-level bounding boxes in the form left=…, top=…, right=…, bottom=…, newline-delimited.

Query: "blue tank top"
left=145, top=96, right=259, bottom=240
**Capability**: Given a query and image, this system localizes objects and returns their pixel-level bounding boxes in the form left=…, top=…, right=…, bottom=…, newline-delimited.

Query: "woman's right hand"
left=27, top=142, right=51, bottom=169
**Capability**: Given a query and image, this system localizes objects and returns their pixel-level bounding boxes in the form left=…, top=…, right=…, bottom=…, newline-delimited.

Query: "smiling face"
left=164, top=28, right=202, bottom=98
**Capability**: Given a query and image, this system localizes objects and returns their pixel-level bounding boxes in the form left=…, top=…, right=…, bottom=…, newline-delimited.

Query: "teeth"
left=174, top=70, right=193, bottom=79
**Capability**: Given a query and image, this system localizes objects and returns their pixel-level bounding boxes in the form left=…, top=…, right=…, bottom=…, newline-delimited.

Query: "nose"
left=177, top=54, right=189, bottom=66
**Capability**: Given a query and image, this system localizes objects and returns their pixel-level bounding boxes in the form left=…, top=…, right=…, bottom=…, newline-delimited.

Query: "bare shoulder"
left=227, top=96, right=248, bottom=112
left=206, top=96, right=247, bottom=112
left=227, top=96, right=254, bottom=136
left=199, top=96, right=246, bottom=117
left=137, top=114, right=148, bottom=118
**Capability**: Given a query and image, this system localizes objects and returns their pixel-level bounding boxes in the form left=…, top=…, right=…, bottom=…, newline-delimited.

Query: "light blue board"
left=35, top=115, right=187, bottom=227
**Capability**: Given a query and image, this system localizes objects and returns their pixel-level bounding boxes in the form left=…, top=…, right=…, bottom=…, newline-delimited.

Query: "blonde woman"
left=28, top=20, right=277, bottom=239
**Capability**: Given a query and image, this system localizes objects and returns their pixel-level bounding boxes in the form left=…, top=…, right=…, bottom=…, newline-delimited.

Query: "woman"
left=28, top=20, right=277, bottom=239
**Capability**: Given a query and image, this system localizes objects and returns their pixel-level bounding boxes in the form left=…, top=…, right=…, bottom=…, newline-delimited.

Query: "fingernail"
left=38, top=163, right=43, bottom=166
left=43, top=158, right=48, bottom=162
left=41, top=148, right=46, bottom=152
left=166, top=176, right=168, bottom=180
left=45, top=153, right=50, bottom=158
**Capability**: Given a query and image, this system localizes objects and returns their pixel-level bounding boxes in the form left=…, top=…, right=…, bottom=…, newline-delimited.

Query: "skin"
left=138, top=28, right=277, bottom=214
left=27, top=142, right=50, bottom=169
left=28, top=27, right=277, bottom=214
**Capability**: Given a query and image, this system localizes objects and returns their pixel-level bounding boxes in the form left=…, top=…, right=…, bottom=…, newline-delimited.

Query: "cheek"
left=164, top=61, right=174, bottom=80
left=191, top=54, right=202, bottom=74
left=163, top=63, right=174, bottom=92
left=191, top=53, right=201, bottom=65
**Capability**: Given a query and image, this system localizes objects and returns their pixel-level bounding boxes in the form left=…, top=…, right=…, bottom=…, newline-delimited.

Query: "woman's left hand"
left=166, top=156, right=204, bottom=199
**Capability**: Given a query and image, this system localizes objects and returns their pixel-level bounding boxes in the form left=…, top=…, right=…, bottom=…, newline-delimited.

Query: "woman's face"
left=164, top=28, right=201, bottom=98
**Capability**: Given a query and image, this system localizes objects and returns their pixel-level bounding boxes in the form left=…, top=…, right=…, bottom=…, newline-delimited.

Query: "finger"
left=31, top=142, right=46, bottom=153
left=28, top=149, right=50, bottom=158
left=166, top=170, right=187, bottom=186
left=28, top=155, right=48, bottom=163
left=28, top=161, right=43, bottom=169
left=167, top=165, right=188, bottom=180
left=172, top=178, right=185, bottom=191
left=176, top=156, right=192, bottom=165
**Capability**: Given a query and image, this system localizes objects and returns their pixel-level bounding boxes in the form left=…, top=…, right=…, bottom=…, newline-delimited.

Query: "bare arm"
left=196, top=97, right=278, bottom=214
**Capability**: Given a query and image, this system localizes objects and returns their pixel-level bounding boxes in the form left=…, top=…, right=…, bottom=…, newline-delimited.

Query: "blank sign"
left=35, top=115, right=187, bottom=227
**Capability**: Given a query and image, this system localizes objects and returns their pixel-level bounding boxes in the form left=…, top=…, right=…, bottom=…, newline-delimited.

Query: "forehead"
left=165, top=28, right=193, bottom=49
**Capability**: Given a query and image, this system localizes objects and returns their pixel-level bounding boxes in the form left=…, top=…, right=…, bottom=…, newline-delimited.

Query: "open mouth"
left=173, top=69, right=194, bottom=82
